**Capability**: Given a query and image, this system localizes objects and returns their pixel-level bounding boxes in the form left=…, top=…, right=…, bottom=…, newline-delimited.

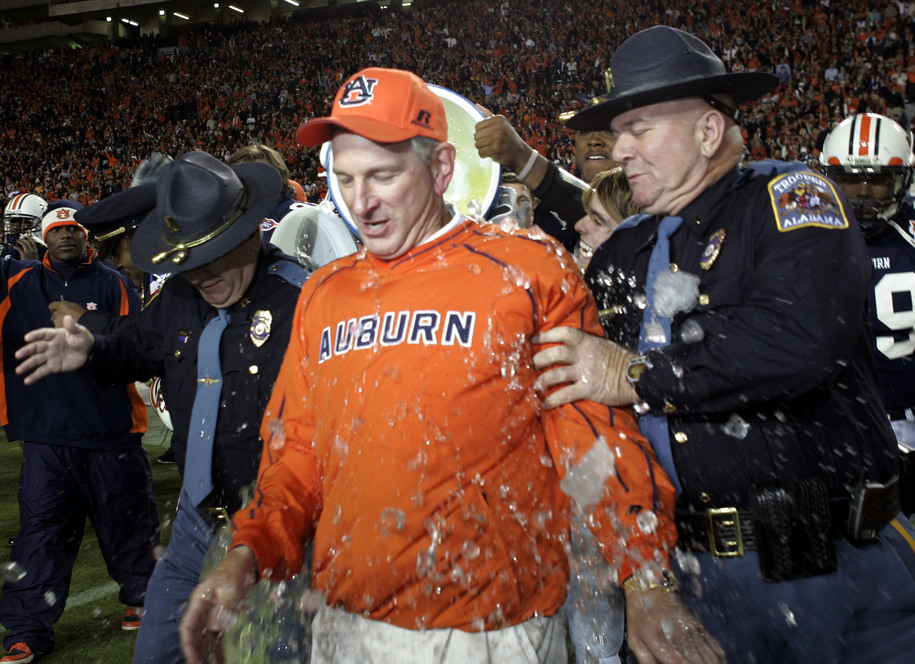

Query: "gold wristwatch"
left=626, top=355, right=648, bottom=385
left=622, top=567, right=679, bottom=594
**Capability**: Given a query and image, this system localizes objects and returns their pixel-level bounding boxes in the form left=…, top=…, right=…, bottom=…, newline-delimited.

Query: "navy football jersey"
left=867, top=210, right=915, bottom=413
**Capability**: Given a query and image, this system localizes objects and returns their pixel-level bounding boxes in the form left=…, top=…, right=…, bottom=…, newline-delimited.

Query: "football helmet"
left=820, top=113, right=915, bottom=235
left=3, top=192, right=47, bottom=239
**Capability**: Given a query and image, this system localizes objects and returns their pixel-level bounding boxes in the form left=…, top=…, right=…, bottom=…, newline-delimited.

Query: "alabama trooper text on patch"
left=769, top=171, right=850, bottom=232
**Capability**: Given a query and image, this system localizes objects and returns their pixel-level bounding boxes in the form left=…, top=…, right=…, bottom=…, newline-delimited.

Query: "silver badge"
left=250, top=310, right=272, bottom=347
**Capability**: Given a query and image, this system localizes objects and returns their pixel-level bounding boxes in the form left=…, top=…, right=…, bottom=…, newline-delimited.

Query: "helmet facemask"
left=2, top=214, right=41, bottom=239
left=823, top=166, right=911, bottom=236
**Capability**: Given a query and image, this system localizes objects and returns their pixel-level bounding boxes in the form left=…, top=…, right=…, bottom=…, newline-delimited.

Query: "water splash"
left=723, top=414, right=750, bottom=439
left=779, top=601, right=797, bottom=627
left=560, top=436, right=617, bottom=510
left=679, top=318, right=705, bottom=343
left=461, top=539, right=481, bottom=560
left=267, top=417, right=287, bottom=452
left=379, top=508, right=406, bottom=536
left=0, top=561, right=25, bottom=584
left=635, top=510, right=660, bottom=535
left=653, top=270, right=700, bottom=318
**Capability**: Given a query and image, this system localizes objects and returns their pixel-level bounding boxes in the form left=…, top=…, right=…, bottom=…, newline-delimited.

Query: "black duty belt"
left=677, top=508, right=758, bottom=556
left=677, top=476, right=901, bottom=558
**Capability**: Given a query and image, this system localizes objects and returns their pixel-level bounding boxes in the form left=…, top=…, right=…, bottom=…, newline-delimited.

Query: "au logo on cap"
left=339, top=75, right=379, bottom=107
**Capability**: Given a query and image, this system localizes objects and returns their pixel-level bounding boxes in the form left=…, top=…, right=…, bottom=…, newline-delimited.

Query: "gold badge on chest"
left=250, top=310, right=272, bottom=347
left=700, top=229, right=726, bottom=270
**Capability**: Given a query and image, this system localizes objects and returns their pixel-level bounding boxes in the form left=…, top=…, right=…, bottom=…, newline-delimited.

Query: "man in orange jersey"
left=179, top=68, right=723, bottom=664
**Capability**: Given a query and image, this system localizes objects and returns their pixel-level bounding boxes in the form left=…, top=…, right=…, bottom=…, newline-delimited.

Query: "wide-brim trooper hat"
left=132, top=151, right=281, bottom=274
left=567, top=26, right=780, bottom=131
left=75, top=181, right=159, bottom=243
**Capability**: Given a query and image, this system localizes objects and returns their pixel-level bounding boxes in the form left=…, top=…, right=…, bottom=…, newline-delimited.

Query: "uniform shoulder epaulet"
left=733, top=159, right=809, bottom=190
left=269, top=259, right=309, bottom=288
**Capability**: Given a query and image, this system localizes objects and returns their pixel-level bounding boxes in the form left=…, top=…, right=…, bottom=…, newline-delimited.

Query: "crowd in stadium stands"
left=2, top=0, right=915, bottom=207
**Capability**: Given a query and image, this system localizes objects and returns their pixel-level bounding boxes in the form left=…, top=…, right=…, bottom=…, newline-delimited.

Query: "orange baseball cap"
left=296, top=67, right=447, bottom=146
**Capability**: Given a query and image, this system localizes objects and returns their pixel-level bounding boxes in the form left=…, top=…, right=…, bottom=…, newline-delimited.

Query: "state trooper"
left=534, top=26, right=915, bottom=663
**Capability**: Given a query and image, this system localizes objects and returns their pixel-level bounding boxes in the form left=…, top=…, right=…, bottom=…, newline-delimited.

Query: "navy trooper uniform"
left=85, top=243, right=306, bottom=664
left=90, top=245, right=304, bottom=508
left=866, top=204, right=915, bottom=449
left=586, top=160, right=915, bottom=662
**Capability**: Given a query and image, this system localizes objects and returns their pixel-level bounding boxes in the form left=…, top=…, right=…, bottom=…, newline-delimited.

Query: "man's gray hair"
left=410, top=136, right=440, bottom=164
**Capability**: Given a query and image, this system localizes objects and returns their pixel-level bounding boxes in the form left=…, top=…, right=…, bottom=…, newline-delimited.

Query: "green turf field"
left=0, top=405, right=182, bottom=663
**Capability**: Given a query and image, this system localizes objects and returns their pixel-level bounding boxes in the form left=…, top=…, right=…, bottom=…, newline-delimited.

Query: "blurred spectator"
left=226, top=143, right=305, bottom=243
left=574, top=166, right=640, bottom=271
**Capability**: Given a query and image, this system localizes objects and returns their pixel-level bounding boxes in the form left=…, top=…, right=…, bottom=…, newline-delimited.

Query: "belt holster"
left=846, top=474, right=900, bottom=544
left=748, top=478, right=837, bottom=582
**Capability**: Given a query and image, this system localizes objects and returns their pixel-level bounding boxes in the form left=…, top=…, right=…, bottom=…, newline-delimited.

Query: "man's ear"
left=697, top=110, right=728, bottom=159
left=431, top=142, right=456, bottom=196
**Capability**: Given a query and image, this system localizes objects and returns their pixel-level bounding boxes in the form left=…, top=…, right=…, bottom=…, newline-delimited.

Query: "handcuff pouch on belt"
left=748, top=477, right=837, bottom=582
left=846, top=474, right=900, bottom=544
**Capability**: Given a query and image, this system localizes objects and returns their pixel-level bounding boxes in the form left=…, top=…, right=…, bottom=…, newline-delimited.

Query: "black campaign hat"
left=74, top=182, right=158, bottom=242
left=567, top=26, right=780, bottom=131
left=131, top=151, right=281, bottom=274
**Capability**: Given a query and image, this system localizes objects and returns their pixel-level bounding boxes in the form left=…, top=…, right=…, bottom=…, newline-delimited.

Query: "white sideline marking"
left=0, top=581, right=120, bottom=636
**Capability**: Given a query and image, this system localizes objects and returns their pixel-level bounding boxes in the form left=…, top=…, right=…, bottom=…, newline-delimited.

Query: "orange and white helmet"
left=3, top=193, right=48, bottom=240
left=149, top=376, right=173, bottom=431
left=820, top=113, right=915, bottom=231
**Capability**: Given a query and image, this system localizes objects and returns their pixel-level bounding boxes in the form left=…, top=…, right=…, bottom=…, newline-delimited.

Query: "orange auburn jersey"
left=233, top=218, right=677, bottom=631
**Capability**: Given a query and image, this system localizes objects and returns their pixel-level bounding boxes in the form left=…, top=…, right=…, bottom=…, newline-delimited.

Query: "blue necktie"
left=185, top=309, right=230, bottom=506
left=638, top=216, right=684, bottom=493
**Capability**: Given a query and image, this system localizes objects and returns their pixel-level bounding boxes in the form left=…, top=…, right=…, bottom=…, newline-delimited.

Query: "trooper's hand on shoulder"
left=532, top=326, right=640, bottom=408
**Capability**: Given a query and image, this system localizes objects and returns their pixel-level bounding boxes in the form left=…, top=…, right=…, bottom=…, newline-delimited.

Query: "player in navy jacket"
left=0, top=207, right=157, bottom=663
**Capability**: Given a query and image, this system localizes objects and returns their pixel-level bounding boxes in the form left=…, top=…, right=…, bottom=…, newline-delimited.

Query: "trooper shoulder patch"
left=768, top=171, right=850, bottom=232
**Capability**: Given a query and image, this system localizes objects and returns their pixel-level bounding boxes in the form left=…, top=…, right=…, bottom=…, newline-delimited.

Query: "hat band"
left=701, top=95, right=740, bottom=123
left=151, top=188, right=249, bottom=267
left=94, top=225, right=129, bottom=242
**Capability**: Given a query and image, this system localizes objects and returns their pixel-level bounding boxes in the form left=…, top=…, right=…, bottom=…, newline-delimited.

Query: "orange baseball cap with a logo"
left=296, top=67, right=448, bottom=147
